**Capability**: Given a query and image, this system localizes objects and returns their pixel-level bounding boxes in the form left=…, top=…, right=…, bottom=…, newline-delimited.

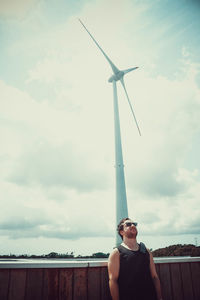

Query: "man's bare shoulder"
left=108, top=248, right=120, bottom=279
left=108, top=248, right=120, bottom=260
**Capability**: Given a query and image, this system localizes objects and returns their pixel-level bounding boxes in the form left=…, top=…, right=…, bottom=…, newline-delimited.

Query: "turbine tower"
left=79, top=19, right=141, bottom=245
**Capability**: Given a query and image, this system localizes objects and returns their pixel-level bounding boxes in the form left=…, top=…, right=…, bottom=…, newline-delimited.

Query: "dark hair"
left=117, top=217, right=131, bottom=240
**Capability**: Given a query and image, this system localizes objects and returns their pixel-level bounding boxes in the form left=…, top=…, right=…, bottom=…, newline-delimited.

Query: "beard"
left=126, top=229, right=138, bottom=239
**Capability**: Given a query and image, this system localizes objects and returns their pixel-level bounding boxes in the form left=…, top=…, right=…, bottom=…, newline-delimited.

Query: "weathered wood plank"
left=101, top=267, right=112, bottom=300
left=88, top=267, right=101, bottom=300
left=73, top=268, right=87, bottom=300
left=0, top=269, right=10, bottom=300
left=159, top=263, right=172, bottom=300
left=59, top=268, right=73, bottom=300
left=42, top=268, right=59, bottom=300
left=170, top=263, right=183, bottom=300
left=190, top=262, right=200, bottom=300
left=8, top=269, right=27, bottom=300
left=180, top=262, right=194, bottom=300
left=155, top=263, right=160, bottom=278
left=25, top=268, right=43, bottom=300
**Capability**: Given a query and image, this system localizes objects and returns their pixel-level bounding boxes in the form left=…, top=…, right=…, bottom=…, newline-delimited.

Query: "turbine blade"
left=79, top=19, right=119, bottom=75
left=123, top=67, right=138, bottom=74
left=120, top=77, right=141, bottom=136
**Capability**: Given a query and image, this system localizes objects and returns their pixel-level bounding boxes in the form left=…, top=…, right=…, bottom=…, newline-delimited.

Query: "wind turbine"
left=79, top=19, right=141, bottom=245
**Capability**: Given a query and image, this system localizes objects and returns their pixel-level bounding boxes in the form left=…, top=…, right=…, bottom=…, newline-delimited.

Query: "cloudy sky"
left=0, top=0, right=200, bottom=256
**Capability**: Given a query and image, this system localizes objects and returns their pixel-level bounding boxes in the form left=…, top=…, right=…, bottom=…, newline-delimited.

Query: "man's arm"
left=148, top=250, right=163, bottom=300
left=108, top=248, right=120, bottom=300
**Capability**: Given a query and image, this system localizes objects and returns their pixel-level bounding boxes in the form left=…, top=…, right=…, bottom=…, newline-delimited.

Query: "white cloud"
left=8, top=141, right=110, bottom=191
left=121, top=62, right=200, bottom=196
left=0, top=0, right=39, bottom=18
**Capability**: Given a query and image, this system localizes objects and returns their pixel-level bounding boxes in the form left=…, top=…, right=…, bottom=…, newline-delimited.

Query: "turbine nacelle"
left=108, top=67, right=139, bottom=83
left=108, top=71, right=124, bottom=83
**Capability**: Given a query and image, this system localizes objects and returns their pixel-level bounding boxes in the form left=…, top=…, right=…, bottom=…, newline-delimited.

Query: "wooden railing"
left=0, top=257, right=200, bottom=300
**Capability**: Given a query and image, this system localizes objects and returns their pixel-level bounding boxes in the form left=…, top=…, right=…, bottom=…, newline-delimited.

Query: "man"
left=108, top=218, right=163, bottom=300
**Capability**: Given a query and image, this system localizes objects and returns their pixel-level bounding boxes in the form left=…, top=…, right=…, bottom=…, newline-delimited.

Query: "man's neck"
left=122, top=238, right=139, bottom=251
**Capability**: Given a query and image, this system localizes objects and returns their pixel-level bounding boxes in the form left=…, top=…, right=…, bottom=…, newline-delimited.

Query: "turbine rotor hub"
left=108, top=71, right=124, bottom=83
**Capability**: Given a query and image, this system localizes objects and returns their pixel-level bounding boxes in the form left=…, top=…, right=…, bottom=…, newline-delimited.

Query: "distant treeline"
left=0, top=244, right=200, bottom=259
left=152, top=244, right=200, bottom=257
left=0, top=251, right=109, bottom=259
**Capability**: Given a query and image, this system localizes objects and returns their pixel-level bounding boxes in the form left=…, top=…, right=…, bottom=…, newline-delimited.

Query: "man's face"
left=121, top=219, right=138, bottom=239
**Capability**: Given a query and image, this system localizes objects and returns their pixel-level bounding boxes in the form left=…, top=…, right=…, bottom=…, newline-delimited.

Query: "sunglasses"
left=124, top=222, right=138, bottom=227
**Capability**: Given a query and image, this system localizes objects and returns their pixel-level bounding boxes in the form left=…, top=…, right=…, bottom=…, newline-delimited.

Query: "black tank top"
left=117, top=243, right=157, bottom=300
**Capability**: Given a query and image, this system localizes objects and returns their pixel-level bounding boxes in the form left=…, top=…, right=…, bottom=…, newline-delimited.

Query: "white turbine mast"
left=79, top=19, right=141, bottom=245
